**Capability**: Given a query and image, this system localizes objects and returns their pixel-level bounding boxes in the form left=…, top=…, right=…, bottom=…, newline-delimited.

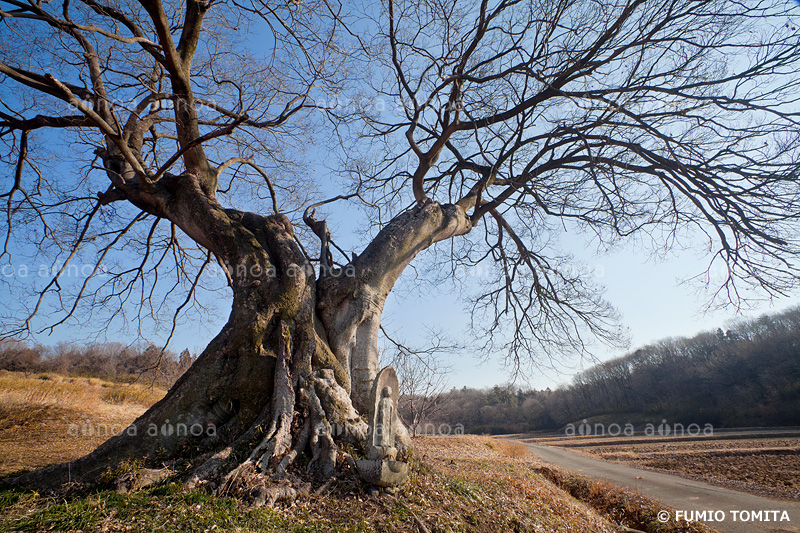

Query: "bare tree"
left=383, top=328, right=455, bottom=436
left=2, top=0, right=800, bottom=498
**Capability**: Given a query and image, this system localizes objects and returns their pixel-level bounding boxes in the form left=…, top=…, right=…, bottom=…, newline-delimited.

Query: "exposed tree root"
left=115, top=467, right=173, bottom=494
left=1, top=205, right=444, bottom=500
left=217, top=462, right=311, bottom=508
left=180, top=335, right=373, bottom=508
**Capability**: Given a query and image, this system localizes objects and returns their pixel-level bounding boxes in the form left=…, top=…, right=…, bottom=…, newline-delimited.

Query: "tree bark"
left=318, top=200, right=473, bottom=411
left=6, top=194, right=473, bottom=496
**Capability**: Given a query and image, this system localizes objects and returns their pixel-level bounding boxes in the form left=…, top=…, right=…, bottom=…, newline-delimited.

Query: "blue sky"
left=3, top=145, right=797, bottom=392
left=3, top=1, right=799, bottom=392
left=292, top=188, right=800, bottom=391
left=377, top=234, right=800, bottom=391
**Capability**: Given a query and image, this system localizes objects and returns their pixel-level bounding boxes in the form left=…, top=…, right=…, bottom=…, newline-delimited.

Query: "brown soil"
left=528, top=434, right=800, bottom=501
left=0, top=372, right=715, bottom=532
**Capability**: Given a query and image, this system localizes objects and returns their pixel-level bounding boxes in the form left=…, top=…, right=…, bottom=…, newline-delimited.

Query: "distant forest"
left=402, top=306, right=800, bottom=434
left=0, top=340, right=194, bottom=387
left=3, top=307, right=799, bottom=434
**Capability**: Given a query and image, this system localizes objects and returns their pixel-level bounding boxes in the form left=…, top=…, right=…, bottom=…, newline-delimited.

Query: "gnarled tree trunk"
left=8, top=181, right=473, bottom=499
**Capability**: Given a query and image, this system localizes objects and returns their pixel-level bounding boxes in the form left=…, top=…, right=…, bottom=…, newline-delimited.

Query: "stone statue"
left=356, top=366, right=409, bottom=488
left=378, top=386, right=394, bottom=440
left=371, top=385, right=397, bottom=460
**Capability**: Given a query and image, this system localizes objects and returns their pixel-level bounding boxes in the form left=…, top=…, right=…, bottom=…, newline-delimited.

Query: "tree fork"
left=4, top=214, right=362, bottom=495
left=5, top=201, right=470, bottom=498
left=317, top=200, right=473, bottom=411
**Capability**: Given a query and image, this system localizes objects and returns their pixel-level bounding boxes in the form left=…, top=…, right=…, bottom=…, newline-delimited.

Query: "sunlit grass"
left=0, top=371, right=167, bottom=475
left=0, top=371, right=163, bottom=411
left=0, top=375, right=717, bottom=533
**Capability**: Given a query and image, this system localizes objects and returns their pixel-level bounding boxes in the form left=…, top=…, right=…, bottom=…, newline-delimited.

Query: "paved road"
left=521, top=442, right=800, bottom=533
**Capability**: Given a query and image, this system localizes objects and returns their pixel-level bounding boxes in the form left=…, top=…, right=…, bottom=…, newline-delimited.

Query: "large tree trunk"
left=6, top=183, right=473, bottom=499
left=319, top=200, right=475, bottom=411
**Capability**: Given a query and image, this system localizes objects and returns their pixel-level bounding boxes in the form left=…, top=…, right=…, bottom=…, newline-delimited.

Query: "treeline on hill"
left=0, top=340, right=194, bottom=388
left=408, top=307, right=800, bottom=434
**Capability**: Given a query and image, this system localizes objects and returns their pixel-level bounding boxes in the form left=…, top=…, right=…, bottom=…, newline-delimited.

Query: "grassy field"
left=0, top=371, right=716, bottom=532
left=0, top=370, right=164, bottom=476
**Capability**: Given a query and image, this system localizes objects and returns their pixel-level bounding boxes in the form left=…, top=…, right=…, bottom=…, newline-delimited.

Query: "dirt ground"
left=1, top=371, right=719, bottom=532
left=524, top=434, right=800, bottom=501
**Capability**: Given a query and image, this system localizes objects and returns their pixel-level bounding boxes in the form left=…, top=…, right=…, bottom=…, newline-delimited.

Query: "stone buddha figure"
left=370, top=385, right=397, bottom=461
left=356, top=366, right=409, bottom=488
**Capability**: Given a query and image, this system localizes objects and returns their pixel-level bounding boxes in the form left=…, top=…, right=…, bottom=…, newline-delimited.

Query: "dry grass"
left=414, top=436, right=717, bottom=533
left=534, top=464, right=720, bottom=533
left=537, top=434, right=800, bottom=500
left=0, top=434, right=623, bottom=533
left=485, top=438, right=531, bottom=458
left=100, top=385, right=163, bottom=406
left=0, top=373, right=715, bottom=532
left=0, top=371, right=165, bottom=475
left=411, top=436, right=615, bottom=531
